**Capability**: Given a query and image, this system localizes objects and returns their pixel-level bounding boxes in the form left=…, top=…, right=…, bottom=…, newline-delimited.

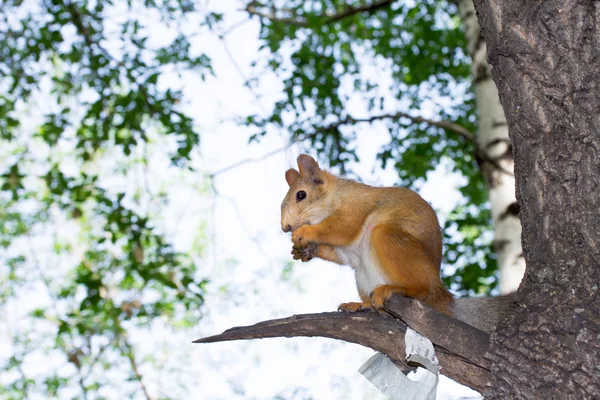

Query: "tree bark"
left=458, top=0, right=525, bottom=294
left=472, top=0, right=600, bottom=397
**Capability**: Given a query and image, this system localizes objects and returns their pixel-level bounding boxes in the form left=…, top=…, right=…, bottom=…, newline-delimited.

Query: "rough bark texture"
left=472, top=0, right=600, bottom=397
left=458, top=0, right=525, bottom=294
left=195, top=295, right=497, bottom=393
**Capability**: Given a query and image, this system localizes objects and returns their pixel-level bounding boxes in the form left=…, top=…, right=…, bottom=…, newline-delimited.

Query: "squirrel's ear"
left=285, top=169, right=300, bottom=187
left=297, top=154, right=324, bottom=185
left=297, top=154, right=319, bottom=176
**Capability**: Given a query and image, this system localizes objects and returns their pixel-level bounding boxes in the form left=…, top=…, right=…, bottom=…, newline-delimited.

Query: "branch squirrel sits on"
left=281, top=154, right=514, bottom=333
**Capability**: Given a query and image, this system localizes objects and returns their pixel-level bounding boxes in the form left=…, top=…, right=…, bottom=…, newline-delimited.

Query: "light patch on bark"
left=458, top=0, right=525, bottom=294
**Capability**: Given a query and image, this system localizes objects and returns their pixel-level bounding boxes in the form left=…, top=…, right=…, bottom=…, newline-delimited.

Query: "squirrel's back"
left=324, top=178, right=451, bottom=312
left=330, top=180, right=443, bottom=266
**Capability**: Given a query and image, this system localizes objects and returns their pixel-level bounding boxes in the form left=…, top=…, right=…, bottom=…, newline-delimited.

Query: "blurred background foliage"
left=1, top=0, right=496, bottom=398
left=240, top=0, right=496, bottom=293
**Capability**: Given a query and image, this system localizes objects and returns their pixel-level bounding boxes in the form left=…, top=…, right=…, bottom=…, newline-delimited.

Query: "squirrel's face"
left=281, top=155, right=332, bottom=233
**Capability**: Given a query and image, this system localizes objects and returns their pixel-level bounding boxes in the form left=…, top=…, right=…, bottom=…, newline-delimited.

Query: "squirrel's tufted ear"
left=297, top=154, right=324, bottom=185
left=285, top=169, right=300, bottom=187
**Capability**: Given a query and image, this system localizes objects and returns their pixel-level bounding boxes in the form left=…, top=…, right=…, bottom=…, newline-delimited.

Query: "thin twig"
left=218, top=17, right=251, bottom=37
left=210, top=182, right=269, bottom=258
left=207, top=144, right=294, bottom=260
left=209, top=144, right=292, bottom=177
left=123, top=338, right=153, bottom=400
left=218, top=35, right=270, bottom=115
left=27, top=232, right=90, bottom=399
left=306, top=111, right=513, bottom=176
left=78, top=373, right=89, bottom=400
left=326, top=0, right=398, bottom=23
left=245, top=0, right=398, bottom=27
left=110, top=312, right=154, bottom=400
left=314, top=111, right=476, bottom=142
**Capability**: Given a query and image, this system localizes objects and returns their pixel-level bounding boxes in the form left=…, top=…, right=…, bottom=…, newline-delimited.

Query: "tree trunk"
left=473, top=0, right=600, bottom=397
left=458, top=0, right=525, bottom=294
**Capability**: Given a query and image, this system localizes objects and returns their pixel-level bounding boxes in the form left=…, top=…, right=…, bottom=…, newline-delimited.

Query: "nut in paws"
left=291, top=242, right=317, bottom=262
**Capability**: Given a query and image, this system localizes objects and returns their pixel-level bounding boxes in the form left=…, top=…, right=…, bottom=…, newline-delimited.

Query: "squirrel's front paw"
left=291, top=225, right=317, bottom=248
left=291, top=242, right=317, bottom=262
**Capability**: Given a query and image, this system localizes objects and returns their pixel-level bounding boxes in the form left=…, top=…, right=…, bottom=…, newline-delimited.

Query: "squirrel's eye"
left=296, top=190, right=307, bottom=202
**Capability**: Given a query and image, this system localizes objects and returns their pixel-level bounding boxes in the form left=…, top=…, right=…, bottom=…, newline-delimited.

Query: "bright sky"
left=0, top=0, right=482, bottom=399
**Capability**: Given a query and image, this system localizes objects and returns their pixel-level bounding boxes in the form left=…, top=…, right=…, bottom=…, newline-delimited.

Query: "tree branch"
left=245, top=0, right=398, bottom=27
left=116, top=314, right=154, bottom=400
left=312, top=111, right=476, bottom=143
left=194, top=295, right=493, bottom=393
left=305, top=111, right=514, bottom=176
left=209, top=144, right=292, bottom=177
left=325, top=0, right=398, bottom=23
left=124, top=339, right=153, bottom=400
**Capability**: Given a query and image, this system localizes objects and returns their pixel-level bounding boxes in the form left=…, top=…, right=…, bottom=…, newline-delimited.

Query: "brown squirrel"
left=281, top=154, right=513, bottom=333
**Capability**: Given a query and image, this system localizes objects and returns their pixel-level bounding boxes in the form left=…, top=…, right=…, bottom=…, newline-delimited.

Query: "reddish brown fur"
left=281, top=154, right=453, bottom=315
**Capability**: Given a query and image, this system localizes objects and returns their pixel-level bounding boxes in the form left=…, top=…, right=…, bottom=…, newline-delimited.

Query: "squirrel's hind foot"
left=337, top=302, right=373, bottom=313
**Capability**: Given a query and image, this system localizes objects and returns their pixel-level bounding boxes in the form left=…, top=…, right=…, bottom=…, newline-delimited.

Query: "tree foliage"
left=0, top=0, right=210, bottom=397
left=240, top=0, right=498, bottom=293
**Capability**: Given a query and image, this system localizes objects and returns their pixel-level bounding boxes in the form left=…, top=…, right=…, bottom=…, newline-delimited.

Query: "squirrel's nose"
left=282, top=224, right=292, bottom=233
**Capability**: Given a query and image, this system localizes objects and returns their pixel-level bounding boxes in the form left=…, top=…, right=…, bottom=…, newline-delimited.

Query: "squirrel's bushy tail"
left=426, top=280, right=455, bottom=316
left=451, top=293, right=516, bottom=333
left=426, top=282, right=516, bottom=334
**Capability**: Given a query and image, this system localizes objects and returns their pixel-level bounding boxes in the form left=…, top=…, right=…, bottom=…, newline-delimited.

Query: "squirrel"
left=281, top=154, right=513, bottom=333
